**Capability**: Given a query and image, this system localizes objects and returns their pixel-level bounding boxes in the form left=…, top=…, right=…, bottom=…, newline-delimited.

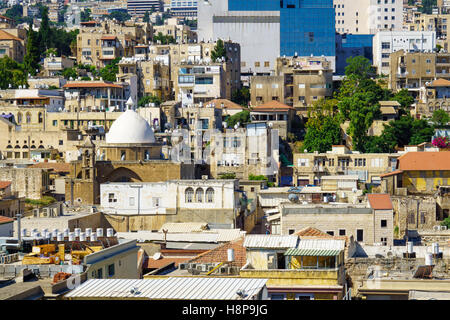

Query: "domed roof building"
left=105, top=109, right=156, bottom=144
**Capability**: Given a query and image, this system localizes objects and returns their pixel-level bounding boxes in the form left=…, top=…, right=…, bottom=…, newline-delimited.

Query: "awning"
left=264, top=208, right=279, bottom=215
left=266, top=213, right=281, bottom=222
left=284, top=248, right=342, bottom=256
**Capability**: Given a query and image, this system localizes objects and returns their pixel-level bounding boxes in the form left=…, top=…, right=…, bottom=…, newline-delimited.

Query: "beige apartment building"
left=389, top=50, right=449, bottom=93
left=117, top=57, right=171, bottom=100
left=63, top=81, right=126, bottom=112
left=43, top=56, right=75, bottom=77
left=152, top=17, right=197, bottom=44
left=0, top=29, right=25, bottom=62
left=293, top=145, right=399, bottom=186
left=250, top=56, right=333, bottom=116
left=148, top=41, right=241, bottom=100
left=333, top=0, right=403, bottom=34
left=417, top=78, right=450, bottom=117
left=76, top=20, right=152, bottom=68
left=404, top=11, right=450, bottom=51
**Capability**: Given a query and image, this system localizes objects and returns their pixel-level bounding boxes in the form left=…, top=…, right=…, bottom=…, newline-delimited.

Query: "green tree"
left=62, top=67, right=77, bottom=80
left=80, top=8, right=92, bottom=22
left=38, top=6, right=51, bottom=53
left=303, top=99, right=342, bottom=153
left=99, top=57, right=120, bottom=82
left=143, top=11, right=150, bottom=23
left=153, top=32, right=175, bottom=44
left=392, top=89, right=414, bottom=115
left=225, top=109, right=250, bottom=128
left=211, top=39, right=226, bottom=62
left=344, top=56, right=376, bottom=80
left=23, top=24, right=41, bottom=76
left=432, top=109, right=450, bottom=128
left=231, top=87, right=250, bottom=106
left=409, top=118, right=435, bottom=145
left=104, top=11, right=131, bottom=22
left=0, top=56, right=27, bottom=89
left=441, top=217, right=450, bottom=229
left=138, top=94, right=162, bottom=107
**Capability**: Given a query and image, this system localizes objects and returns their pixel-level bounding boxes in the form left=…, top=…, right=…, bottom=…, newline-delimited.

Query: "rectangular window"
left=97, top=268, right=103, bottom=279
left=108, top=193, right=117, bottom=203
left=298, top=158, right=309, bottom=167
left=108, top=264, right=115, bottom=277
left=153, top=197, right=160, bottom=207
left=129, top=197, right=135, bottom=206
left=326, top=231, right=334, bottom=236
left=357, top=229, right=364, bottom=242
left=339, top=229, right=346, bottom=236
left=381, top=219, right=387, bottom=228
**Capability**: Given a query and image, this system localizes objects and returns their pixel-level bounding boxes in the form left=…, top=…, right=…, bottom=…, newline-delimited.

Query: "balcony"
left=313, top=165, right=326, bottom=172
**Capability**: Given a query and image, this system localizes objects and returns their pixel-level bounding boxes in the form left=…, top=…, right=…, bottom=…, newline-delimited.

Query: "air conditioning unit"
left=442, top=226, right=448, bottom=231
left=434, top=225, right=441, bottom=231
left=219, top=267, right=227, bottom=274
left=179, top=263, right=188, bottom=270
left=33, top=208, right=40, bottom=217
left=189, top=263, right=197, bottom=270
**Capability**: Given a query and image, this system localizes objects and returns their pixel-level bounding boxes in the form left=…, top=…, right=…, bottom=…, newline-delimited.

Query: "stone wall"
left=0, top=168, right=46, bottom=199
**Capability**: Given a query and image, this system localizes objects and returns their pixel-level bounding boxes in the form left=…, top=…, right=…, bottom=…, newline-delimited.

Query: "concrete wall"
left=0, top=222, right=13, bottom=237
left=0, top=168, right=47, bottom=199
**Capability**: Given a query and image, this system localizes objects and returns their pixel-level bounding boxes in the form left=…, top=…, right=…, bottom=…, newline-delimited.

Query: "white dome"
left=106, top=110, right=155, bottom=144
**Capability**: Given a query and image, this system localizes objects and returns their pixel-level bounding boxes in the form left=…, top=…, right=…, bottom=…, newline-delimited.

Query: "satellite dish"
left=153, top=252, right=162, bottom=260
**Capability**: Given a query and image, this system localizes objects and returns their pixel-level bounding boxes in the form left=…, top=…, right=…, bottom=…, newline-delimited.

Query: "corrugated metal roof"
left=117, top=229, right=244, bottom=243
left=159, top=222, right=209, bottom=233
left=296, top=239, right=345, bottom=251
left=65, top=277, right=268, bottom=300
left=284, top=248, right=341, bottom=256
left=243, top=235, right=298, bottom=249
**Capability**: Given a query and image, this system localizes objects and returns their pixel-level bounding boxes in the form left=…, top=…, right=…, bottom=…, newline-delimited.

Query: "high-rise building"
left=334, top=0, right=403, bottom=34
left=198, top=0, right=335, bottom=79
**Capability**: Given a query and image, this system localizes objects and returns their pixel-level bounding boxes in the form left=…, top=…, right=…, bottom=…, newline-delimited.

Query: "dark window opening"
left=381, top=220, right=387, bottom=228
left=288, top=229, right=295, bottom=235
left=357, top=229, right=364, bottom=242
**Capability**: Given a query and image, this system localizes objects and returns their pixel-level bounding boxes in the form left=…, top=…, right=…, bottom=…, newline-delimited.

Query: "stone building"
left=280, top=193, right=394, bottom=246
left=76, top=20, right=152, bottom=68
left=250, top=100, right=295, bottom=140
left=0, top=29, right=25, bottom=63
left=0, top=181, right=24, bottom=218
left=65, top=108, right=201, bottom=205
left=293, top=145, right=399, bottom=187
left=0, top=166, right=50, bottom=199
left=250, top=56, right=333, bottom=116
left=417, top=78, right=450, bottom=118
left=99, top=179, right=244, bottom=231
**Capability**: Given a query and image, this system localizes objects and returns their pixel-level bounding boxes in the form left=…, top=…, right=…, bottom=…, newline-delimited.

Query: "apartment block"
left=334, top=0, right=403, bottom=34
left=76, top=20, right=151, bottom=68
left=389, top=50, right=450, bottom=93
left=293, top=145, right=399, bottom=186
left=250, top=56, right=333, bottom=116
left=373, top=31, right=436, bottom=75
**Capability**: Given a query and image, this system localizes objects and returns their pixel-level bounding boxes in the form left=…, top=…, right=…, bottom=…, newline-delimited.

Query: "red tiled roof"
left=206, top=99, right=244, bottom=110
left=63, top=82, right=123, bottom=89
left=101, top=35, right=117, bottom=40
left=30, top=162, right=70, bottom=173
left=428, top=78, right=450, bottom=87
left=187, top=238, right=246, bottom=267
left=80, top=21, right=97, bottom=25
left=0, top=15, right=14, bottom=21
left=367, top=193, right=393, bottom=210
left=0, top=216, right=13, bottom=224
left=295, top=227, right=332, bottom=237
left=0, top=181, right=11, bottom=189
left=0, top=29, right=21, bottom=41
left=398, top=152, right=450, bottom=171
left=252, top=100, right=294, bottom=112
left=144, top=257, right=189, bottom=269
left=380, top=170, right=403, bottom=178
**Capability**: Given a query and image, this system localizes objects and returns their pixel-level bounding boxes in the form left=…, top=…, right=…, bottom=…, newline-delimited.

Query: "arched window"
left=38, top=112, right=43, bottom=123
left=206, top=188, right=214, bottom=203
left=26, top=112, right=31, bottom=124
left=195, top=188, right=204, bottom=203
left=185, top=187, right=194, bottom=203
left=17, top=112, right=22, bottom=124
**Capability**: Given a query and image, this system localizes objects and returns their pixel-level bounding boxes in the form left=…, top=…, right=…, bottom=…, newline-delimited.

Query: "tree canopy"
left=0, top=56, right=28, bottom=89
left=225, top=109, right=250, bottom=128
left=211, top=39, right=226, bottom=62
left=303, top=99, right=342, bottom=153
left=432, top=109, right=450, bottom=128
left=138, top=94, right=162, bottom=107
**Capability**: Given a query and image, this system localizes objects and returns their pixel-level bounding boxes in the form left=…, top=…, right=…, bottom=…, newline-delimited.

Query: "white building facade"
left=373, top=31, right=436, bottom=75
left=334, top=0, right=403, bottom=34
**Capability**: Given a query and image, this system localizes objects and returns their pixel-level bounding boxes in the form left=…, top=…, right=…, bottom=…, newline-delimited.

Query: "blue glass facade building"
left=335, top=34, right=374, bottom=75
left=227, top=0, right=335, bottom=58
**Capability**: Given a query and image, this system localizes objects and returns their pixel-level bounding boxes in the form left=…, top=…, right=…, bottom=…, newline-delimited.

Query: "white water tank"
left=52, top=229, right=59, bottom=238
left=90, top=232, right=97, bottom=241
left=80, top=232, right=86, bottom=241
left=425, top=253, right=433, bottom=266
left=407, top=241, right=414, bottom=253
left=64, top=229, right=69, bottom=237
left=75, top=228, right=81, bottom=237
left=45, top=231, right=51, bottom=239
left=227, top=248, right=235, bottom=262
left=68, top=232, right=75, bottom=241
left=96, top=228, right=104, bottom=237
left=21, top=229, right=27, bottom=237
left=85, top=228, right=92, bottom=237
left=42, top=228, right=48, bottom=235
left=57, top=233, right=64, bottom=241
left=106, top=228, right=114, bottom=237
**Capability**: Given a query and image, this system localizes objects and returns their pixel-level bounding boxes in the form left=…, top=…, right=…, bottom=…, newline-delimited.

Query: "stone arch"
left=105, top=167, right=143, bottom=183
